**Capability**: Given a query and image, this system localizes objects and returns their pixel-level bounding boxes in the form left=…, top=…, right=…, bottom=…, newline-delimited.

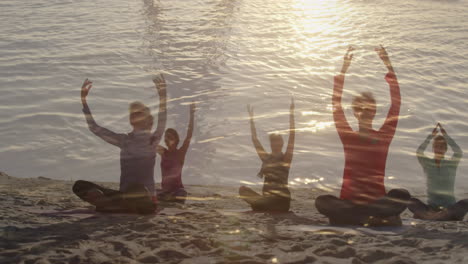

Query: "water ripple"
left=0, top=0, right=467, bottom=195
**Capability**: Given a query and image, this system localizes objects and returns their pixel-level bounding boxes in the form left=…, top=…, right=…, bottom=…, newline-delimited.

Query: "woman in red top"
left=315, top=46, right=410, bottom=226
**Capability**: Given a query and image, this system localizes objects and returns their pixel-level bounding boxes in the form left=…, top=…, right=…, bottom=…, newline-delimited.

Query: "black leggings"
left=408, top=198, right=468, bottom=221
left=72, top=180, right=156, bottom=214
left=315, top=189, right=411, bottom=226
left=239, top=186, right=291, bottom=212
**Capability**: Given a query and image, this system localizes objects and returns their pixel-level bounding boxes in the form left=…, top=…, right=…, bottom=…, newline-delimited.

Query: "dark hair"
left=433, top=135, right=447, bottom=147
left=352, top=92, right=376, bottom=113
left=269, top=133, right=283, bottom=143
left=165, top=128, right=180, bottom=146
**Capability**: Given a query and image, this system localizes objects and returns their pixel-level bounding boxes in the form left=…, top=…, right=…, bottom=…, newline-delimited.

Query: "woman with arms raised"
left=239, top=98, right=295, bottom=212
left=156, top=102, right=196, bottom=204
left=315, top=46, right=410, bottom=226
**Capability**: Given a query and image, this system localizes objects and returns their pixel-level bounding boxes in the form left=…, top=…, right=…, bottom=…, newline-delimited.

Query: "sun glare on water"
left=290, top=0, right=343, bottom=58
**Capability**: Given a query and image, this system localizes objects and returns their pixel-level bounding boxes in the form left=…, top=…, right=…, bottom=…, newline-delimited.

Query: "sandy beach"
left=1, top=171, right=467, bottom=264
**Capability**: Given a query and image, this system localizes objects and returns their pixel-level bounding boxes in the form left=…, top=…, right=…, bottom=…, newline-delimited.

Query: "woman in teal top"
left=409, top=123, right=468, bottom=220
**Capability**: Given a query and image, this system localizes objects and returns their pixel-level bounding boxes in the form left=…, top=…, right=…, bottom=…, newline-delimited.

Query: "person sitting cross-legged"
left=72, top=75, right=167, bottom=214
left=409, top=123, right=468, bottom=221
left=315, top=46, right=410, bottom=226
left=239, top=98, right=295, bottom=213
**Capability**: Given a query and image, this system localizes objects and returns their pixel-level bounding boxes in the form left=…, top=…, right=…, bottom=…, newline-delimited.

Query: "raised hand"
left=438, top=123, right=447, bottom=136
left=375, top=45, right=394, bottom=72
left=189, top=102, right=196, bottom=114
left=432, top=123, right=439, bottom=138
left=153, top=74, right=167, bottom=95
left=247, top=104, right=254, bottom=119
left=81, top=78, right=93, bottom=102
left=341, top=46, right=354, bottom=74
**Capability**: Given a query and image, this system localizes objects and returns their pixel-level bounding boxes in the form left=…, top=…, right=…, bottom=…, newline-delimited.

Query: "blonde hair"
left=129, top=101, right=153, bottom=129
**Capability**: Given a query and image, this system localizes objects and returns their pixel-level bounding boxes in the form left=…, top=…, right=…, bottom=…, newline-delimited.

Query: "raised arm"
left=333, top=46, right=354, bottom=139
left=284, top=98, right=295, bottom=165
left=151, top=74, right=167, bottom=145
left=81, top=79, right=125, bottom=148
left=247, top=105, right=268, bottom=161
left=416, top=125, right=437, bottom=165
left=377, top=45, right=401, bottom=138
left=180, top=102, right=195, bottom=156
left=440, top=124, right=463, bottom=162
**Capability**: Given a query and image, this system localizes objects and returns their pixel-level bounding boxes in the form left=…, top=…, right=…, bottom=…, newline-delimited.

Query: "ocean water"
left=1, top=0, right=468, bottom=197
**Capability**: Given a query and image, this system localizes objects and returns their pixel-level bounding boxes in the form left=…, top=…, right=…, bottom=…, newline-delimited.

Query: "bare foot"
left=414, top=209, right=450, bottom=221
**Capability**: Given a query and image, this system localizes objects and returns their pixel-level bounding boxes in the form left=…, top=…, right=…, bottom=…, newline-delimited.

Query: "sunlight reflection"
left=185, top=196, right=222, bottom=201
left=240, top=180, right=262, bottom=186
left=198, top=136, right=225, bottom=144
left=313, top=183, right=335, bottom=192
left=292, top=177, right=325, bottom=186
left=272, top=120, right=333, bottom=135
left=291, top=0, right=340, bottom=60
left=227, top=229, right=241, bottom=234
left=301, top=111, right=323, bottom=116
left=247, top=227, right=263, bottom=234
left=302, top=120, right=334, bottom=133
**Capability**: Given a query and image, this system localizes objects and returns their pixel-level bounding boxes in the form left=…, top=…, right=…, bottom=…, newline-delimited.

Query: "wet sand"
left=1, top=171, right=467, bottom=264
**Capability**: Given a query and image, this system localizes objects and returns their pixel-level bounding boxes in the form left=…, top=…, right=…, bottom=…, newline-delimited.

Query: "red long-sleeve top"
left=332, top=72, right=400, bottom=204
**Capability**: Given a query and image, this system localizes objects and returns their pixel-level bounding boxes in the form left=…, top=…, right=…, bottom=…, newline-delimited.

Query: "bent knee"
left=314, top=195, right=336, bottom=211
left=72, top=180, right=90, bottom=195
left=239, top=185, right=251, bottom=195
left=409, top=197, right=423, bottom=204
left=388, top=189, right=411, bottom=201
left=457, top=199, right=468, bottom=210
left=315, top=195, right=336, bottom=204
left=175, top=189, right=187, bottom=197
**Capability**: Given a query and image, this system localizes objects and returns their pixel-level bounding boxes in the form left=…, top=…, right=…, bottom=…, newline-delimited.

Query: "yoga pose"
left=409, top=123, right=468, bottom=221
left=239, top=98, right=295, bottom=212
left=156, top=103, right=195, bottom=204
left=315, top=46, right=410, bottom=226
left=73, top=76, right=167, bottom=214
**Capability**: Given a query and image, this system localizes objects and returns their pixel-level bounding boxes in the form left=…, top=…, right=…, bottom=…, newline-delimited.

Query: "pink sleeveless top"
left=160, top=150, right=184, bottom=192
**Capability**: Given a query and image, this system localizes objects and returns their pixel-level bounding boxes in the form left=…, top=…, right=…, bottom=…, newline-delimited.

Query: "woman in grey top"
left=239, top=98, right=295, bottom=212
left=72, top=76, right=167, bottom=214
